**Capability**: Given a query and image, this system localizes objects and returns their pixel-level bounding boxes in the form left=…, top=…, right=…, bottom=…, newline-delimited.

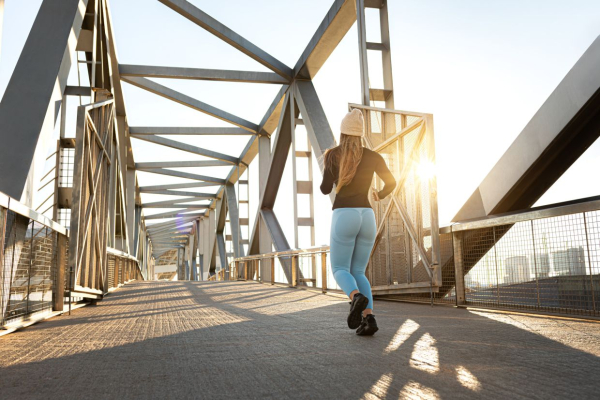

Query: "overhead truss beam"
left=120, top=64, right=289, bottom=84
left=158, top=0, right=293, bottom=79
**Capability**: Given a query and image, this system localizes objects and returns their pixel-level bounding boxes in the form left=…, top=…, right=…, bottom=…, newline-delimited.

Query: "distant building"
left=504, top=256, right=530, bottom=284
left=534, top=253, right=550, bottom=278
left=552, top=247, right=586, bottom=276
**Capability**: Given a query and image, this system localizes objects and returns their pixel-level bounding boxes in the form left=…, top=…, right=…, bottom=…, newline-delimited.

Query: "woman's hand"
left=371, top=188, right=380, bottom=202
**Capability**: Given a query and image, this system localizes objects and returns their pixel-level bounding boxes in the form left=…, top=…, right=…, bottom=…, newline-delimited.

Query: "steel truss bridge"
left=0, top=0, right=599, bottom=330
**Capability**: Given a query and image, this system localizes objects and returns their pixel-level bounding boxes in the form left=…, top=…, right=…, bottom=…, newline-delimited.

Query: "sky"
left=1, top=0, right=599, bottom=253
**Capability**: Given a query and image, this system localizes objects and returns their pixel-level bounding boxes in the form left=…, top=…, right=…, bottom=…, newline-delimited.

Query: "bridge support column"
left=52, top=233, right=67, bottom=311
left=452, top=231, right=466, bottom=306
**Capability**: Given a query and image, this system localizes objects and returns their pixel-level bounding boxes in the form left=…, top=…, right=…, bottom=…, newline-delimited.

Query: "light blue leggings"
left=330, top=208, right=377, bottom=310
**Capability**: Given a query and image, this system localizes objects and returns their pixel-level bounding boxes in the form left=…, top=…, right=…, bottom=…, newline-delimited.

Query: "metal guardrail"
left=0, top=192, right=68, bottom=326
left=0, top=191, right=143, bottom=328
left=226, top=246, right=340, bottom=293
left=226, top=197, right=600, bottom=318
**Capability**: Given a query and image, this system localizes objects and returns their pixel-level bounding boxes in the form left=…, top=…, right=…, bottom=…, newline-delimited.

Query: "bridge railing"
left=0, top=191, right=144, bottom=328
left=446, top=197, right=600, bottom=317
left=225, top=198, right=600, bottom=318
left=0, top=192, right=68, bottom=327
left=226, top=246, right=342, bottom=293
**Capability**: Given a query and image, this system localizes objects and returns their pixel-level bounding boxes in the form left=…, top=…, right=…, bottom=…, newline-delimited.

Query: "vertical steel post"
left=583, top=213, right=597, bottom=314
left=53, top=233, right=67, bottom=311
left=356, top=0, right=370, bottom=106
left=321, top=252, right=327, bottom=294
left=452, top=231, right=466, bottom=306
left=271, top=257, right=275, bottom=285
left=291, top=256, right=297, bottom=288
left=530, top=220, right=541, bottom=308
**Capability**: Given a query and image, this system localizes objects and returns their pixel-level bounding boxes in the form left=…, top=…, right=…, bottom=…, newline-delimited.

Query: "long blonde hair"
left=323, top=134, right=363, bottom=193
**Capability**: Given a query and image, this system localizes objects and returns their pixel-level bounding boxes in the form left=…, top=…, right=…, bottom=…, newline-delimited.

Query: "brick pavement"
left=1, top=280, right=599, bottom=399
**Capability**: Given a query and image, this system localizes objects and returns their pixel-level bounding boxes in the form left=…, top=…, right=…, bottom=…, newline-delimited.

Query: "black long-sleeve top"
left=320, top=147, right=397, bottom=210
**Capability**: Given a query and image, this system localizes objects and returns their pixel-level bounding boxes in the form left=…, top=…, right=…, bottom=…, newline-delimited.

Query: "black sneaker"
left=347, top=293, right=369, bottom=329
left=356, top=314, right=378, bottom=336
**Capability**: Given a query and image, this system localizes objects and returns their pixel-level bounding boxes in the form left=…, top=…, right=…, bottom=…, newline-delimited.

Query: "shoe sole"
left=356, top=325, right=379, bottom=336
left=347, top=296, right=369, bottom=329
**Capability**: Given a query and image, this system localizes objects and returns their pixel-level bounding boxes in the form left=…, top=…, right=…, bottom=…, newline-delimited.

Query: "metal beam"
left=158, top=0, right=292, bottom=79
left=260, top=209, right=293, bottom=283
left=129, top=126, right=251, bottom=135
left=122, top=76, right=259, bottom=132
left=261, top=91, right=292, bottom=209
left=136, top=161, right=230, bottom=169
left=140, top=182, right=220, bottom=191
left=139, top=189, right=217, bottom=198
left=0, top=0, right=89, bottom=201
left=294, top=80, right=336, bottom=175
left=225, top=184, right=245, bottom=258
left=143, top=196, right=214, bottom=207
left=119, top=64, right=288, bottom=84
left=131, top=134, right=239, bottom=164
left=454, top=35, right=600, bottom=221
left=143, top=204, right=209, bottom=209
left=293, top=0, right=356, bottom=79
left=258, top=85, right=289, bottom=135
left=138, top=168, right=226, bottom=185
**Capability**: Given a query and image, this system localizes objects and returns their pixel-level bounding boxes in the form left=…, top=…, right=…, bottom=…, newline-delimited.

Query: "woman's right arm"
left=374, top=155, right=396, bottom=199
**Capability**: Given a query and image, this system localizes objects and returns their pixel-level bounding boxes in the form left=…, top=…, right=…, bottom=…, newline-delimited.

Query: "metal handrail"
left=0, top=191, right=67, bottom=236
left=230, top=245, right=330, bottom=263
left=445, top=196, right=600, bottom=233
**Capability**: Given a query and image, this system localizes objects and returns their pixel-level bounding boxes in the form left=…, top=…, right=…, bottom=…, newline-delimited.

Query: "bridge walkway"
left=0, top=281, right=599, bottom=399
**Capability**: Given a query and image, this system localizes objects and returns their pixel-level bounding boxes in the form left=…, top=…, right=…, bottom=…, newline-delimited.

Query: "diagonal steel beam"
left=261, top=91, right=292, bottom=209
left=158, top=0, right=292, bottom=79
left=293, top=0, right=356, bottom=79
left=119, top=64, right=289, bottom=84
left=122, top=76, right=259, bottom=132
left=129, top=126, right=251, bottom=135
left=138, top=168, right=226, bottom=185
left=0, top=0, right=89, bottom=200
left=131, top=134, right=239, bottom=164
left=258, top=85, right=289, bottom=135
left=293, top=80, right=336, bottom=173
left=225, top=183, right=245, bottom=258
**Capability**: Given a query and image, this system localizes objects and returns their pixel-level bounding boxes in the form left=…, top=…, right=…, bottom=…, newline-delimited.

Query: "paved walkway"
left=1, top=281, right=599, bottom=399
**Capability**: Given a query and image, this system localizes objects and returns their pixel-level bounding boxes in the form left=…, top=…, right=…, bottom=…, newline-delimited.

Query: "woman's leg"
left=350, top=209, right=377, bottom=314
left=330, top=209, right=362, bottom=297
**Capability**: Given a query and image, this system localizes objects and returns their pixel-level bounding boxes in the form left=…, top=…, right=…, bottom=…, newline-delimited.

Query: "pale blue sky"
left=1, top=0, right=599, bottom=250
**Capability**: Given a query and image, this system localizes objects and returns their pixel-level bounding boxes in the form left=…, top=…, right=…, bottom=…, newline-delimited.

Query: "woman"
left=320, top=108, right=396, bottom=336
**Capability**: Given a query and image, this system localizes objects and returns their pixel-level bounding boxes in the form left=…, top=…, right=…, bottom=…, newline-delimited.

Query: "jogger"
left=320, top=108, right=396, bottom=335
left=330, top=208, right=376, bottom=310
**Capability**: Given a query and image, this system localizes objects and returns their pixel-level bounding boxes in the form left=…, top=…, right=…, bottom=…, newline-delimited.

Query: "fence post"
left=53, top=233, right=67, bottom=311
left=244, top=262, right=248, bottom=281
left=321, top=252, right=327, bottom=294
left=271, top=257, right=275, bottom=285
left=291, top=256, right=297, bottom=288
left=452, top=231, right=466, bottom=306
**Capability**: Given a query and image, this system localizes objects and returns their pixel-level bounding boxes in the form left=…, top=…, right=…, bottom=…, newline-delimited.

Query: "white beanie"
left=340, top=109, right=365, bottom=137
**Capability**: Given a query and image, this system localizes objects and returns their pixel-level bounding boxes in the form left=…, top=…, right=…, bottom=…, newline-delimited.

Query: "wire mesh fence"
left=459, top=209, right=600, bottom=316
left=1, top=205, right=68, bottom=326
left=227, top=199, right=600, bottom=318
